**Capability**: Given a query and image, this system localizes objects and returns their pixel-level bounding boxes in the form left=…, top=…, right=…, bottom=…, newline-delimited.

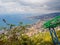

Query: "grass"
left=0, top=28, right=60, bottom=45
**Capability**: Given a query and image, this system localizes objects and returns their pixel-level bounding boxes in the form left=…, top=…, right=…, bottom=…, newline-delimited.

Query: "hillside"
left=30, top=12, right=60, bottom=21
left=27, top=12, right=60, bottom=35
left=0, top=12, right=60, bottom=45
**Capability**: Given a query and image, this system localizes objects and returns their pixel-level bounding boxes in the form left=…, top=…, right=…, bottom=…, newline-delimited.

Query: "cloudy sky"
left=0, top=0, right=60, bottom=15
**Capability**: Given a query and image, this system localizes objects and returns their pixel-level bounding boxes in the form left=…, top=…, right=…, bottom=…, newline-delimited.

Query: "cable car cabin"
left=43, top=16, right=60, bottom=45
left=43, top=16, right=60, bottom=28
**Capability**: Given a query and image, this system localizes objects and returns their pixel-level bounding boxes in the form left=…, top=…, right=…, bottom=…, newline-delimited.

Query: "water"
left=0, top=14, right=38, bottom=27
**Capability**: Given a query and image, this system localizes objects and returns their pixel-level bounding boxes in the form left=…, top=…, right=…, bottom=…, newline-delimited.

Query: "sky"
left=0, top=0, right=60, bottom=15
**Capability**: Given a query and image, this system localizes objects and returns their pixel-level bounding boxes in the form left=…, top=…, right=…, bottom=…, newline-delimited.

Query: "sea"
left=0, top=14, right=38, bottom=29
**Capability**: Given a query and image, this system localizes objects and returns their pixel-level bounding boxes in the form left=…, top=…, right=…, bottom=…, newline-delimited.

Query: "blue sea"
left=0, top=14, right=38, bottom=27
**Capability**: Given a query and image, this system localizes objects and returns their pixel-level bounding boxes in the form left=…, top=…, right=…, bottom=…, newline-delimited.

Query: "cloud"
left=0, top=0, right=60, bottom=14
left=45, top=0, right=60, bottom=11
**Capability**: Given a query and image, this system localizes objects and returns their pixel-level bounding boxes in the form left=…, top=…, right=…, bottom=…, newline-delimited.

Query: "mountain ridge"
left=30, top=12, right=60, bottom=21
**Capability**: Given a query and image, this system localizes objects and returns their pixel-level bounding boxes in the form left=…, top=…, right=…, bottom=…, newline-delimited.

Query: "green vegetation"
left=0, top=17, right=60, bottom=45
left=0, top=27, right=60, bottom=45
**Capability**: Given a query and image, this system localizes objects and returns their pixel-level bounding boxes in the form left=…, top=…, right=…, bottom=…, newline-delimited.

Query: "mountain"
left=31, top=12, right=60, bottom=21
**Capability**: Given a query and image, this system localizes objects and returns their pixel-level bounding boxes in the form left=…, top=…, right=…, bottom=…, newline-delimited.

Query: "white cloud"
left=19, top=0, right=50, bottom=4
left=0, top=0, right=60, bottom=14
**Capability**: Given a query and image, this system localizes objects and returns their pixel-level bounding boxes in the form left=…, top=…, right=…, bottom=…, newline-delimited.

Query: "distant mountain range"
left=30, top=12, right=60, bottom=20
